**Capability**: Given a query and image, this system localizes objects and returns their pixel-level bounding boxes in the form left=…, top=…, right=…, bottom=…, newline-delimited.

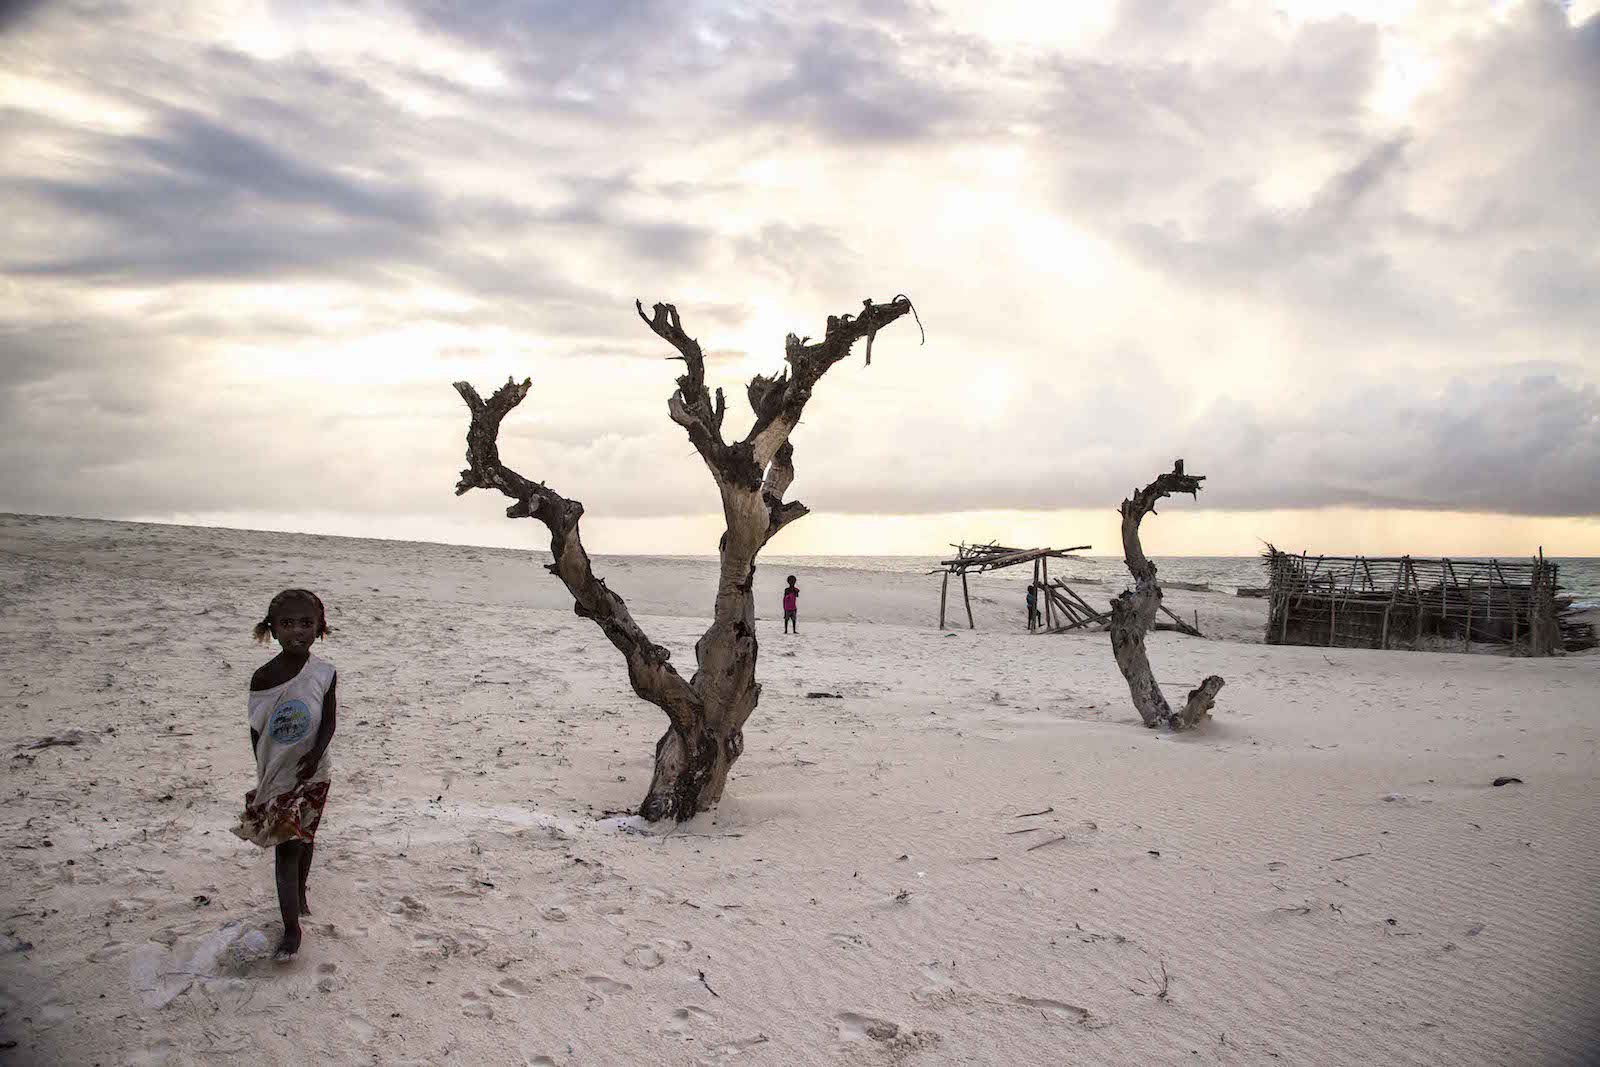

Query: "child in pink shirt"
left=782, top=575, right=800, bottom=633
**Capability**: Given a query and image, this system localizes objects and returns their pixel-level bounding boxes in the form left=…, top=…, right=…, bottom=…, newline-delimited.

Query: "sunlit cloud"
left=2, top=0, right=1596, bottom=554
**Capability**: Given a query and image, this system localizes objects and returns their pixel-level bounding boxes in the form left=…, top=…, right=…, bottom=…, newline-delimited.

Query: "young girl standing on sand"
left=232, top=588, right=338, bottom=960
left=782, top=575, right=800, bottom=633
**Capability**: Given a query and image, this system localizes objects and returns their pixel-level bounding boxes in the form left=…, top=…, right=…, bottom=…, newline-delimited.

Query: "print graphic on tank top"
left=268, top=699, right=312, bottom=744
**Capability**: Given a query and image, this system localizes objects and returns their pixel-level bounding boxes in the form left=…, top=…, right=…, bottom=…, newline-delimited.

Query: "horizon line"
left=3, top=510, right=1594, bottom=562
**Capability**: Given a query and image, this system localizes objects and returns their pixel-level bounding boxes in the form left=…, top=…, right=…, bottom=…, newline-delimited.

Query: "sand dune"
left=1, top=514, right=1597, bottom=1065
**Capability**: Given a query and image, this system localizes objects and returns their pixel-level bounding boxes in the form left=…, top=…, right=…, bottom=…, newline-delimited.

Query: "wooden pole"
left=1379, top=563, right=1401, bottom=650
left=939, top=571, right=949, bottom=630
left=1464, top=575, right=1473, bottom=651
left=962, top=571, right=974, bottom=629
left=1059, top=582, right=1108, bottom=624
left=1031, top=558, right=1040, bottom=632
left=1329, top=574, right=1337, bottom=646
left=1442, top=558, right=1450, bottom=625
left=1041, top=555, right=1054, bottom=631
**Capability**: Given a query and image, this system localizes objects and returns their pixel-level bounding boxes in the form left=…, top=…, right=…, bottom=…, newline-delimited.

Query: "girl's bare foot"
left=273, top=926, right=302, bottom=960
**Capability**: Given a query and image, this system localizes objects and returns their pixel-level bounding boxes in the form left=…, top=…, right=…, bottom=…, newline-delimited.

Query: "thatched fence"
left=1264, top=547, right=1594, bottom=655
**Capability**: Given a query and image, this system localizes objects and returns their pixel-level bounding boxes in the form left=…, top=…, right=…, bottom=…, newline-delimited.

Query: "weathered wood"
left=456, top=295, right=917, bottom=821
left=939, top=571, right=950, bottom=630
left=1157, top=602, right=1202, bottom=638
left=1108, top=461, right=1224, bottom=730
left=1041, top=555, right=1053, bottom=630
left=1030, top=559, right=1040, bottom=632
left=962, top=571, right=974, bottom=629
left=1058, top=582, right=1109, bottom=623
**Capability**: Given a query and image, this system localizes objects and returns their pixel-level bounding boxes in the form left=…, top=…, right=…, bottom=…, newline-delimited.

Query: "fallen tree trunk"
left=1109, top=460, right=1224, bottom=729
left=455, top=296, right=919, bottom=819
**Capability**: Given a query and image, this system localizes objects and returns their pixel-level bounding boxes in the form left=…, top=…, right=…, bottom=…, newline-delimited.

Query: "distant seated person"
left=783, top=575, right=800, bottom=633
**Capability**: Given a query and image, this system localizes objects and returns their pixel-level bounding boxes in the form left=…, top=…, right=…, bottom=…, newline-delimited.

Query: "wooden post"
left=1410, top=558, right=1423, bottom=645
left=1442, top=558, right=1450, bottom=626
left=1041, top=555, right=1054, bottom=631
left=1329, top=573, right=1338, bottom=646
left=1031, top=558, right=1040, bottom=632
left=962, top=571, right=974, bottom=629
left=1464, top=575, right=1473, bottom=651
left=939, top=571, right=949, bottom=630
left=1379, top=564, right=1398, bottom=650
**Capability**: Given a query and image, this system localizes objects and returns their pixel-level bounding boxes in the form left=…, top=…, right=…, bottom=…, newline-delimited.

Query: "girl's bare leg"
left=297, top=842, right=315, bottom=916
left=273, top=841, right=303, bottom=959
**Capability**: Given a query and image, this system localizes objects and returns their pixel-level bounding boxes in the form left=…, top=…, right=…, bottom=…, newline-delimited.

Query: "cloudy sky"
left=2, top=0, right=1597, bottom=556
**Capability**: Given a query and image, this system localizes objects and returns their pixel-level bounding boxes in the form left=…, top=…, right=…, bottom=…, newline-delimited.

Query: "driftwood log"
left=454, top=296, right=918, bottom=820
left=1109, top=460, right=1224, bottom=729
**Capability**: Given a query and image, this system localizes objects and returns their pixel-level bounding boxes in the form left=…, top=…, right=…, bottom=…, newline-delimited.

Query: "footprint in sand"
left=387, top=895, right=428, bottom=917
left=699, top=1032, right=772, bottom=1062
left=460, top=991, right=493, bottom=1019
left=584, top=974, right=633, bottom=1007
left=834, top=1012, right=943, bottom=1056
left=836, top=1012, right=903, bottom=1042
left=623, top=944, right=664, bottom=970
left=1008, top=994, right=1104, bottom=1027
left=490, top=977, right=532, bottom=998
left=662, top=1003, right=716, bottom=1039
left=540, top=905, right=568, bottom=922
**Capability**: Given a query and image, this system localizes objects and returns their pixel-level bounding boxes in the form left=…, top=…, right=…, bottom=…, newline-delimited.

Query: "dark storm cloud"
left=0, top=0, right=46, bottom=32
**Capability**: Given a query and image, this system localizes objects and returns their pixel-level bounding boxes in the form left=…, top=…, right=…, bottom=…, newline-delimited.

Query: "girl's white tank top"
left=247, top=654, right=335, bottom=806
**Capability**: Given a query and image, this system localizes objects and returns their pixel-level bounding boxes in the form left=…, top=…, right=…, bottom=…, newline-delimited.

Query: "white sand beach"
left=1, top=514, right=1597, bottom=1065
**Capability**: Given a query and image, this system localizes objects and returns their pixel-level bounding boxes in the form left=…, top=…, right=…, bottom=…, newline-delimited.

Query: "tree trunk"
left=1108, top=460, right=1225, bottom=730
left=455, top=296, right=919, bottom=820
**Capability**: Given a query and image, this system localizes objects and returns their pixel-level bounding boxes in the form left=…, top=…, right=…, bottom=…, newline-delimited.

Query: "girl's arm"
left=295, top=674, right=338, bottom=780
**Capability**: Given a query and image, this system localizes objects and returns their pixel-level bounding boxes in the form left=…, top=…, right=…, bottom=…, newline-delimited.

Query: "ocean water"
left=750, top=554, right=1600, bottom=608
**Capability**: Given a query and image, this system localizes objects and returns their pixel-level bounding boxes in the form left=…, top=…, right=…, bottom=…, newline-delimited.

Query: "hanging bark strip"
left=1109, top=460, right=1224, bottom=729
left=454, top=296, right=919, bottom=820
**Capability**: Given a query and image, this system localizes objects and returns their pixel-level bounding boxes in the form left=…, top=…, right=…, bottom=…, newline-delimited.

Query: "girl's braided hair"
left=252, top=588, right=331, bottom=643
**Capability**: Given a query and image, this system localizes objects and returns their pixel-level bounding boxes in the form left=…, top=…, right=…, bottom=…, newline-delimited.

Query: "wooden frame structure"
left=931, top=542, right=1089, bottom=630
left=1263, top=546, right=1593, bottom=655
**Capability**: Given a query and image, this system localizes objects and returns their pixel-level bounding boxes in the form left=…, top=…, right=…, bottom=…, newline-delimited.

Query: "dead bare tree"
left=1109, top=460, right=1224, bottom=729
left=454, top=296, right=919, bottom=820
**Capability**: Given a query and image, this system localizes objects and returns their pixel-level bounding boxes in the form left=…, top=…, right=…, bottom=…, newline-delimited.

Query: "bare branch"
left=746, top=295, right=919, bottom=468
left=1119, top=458, right=1205, bottom=583
left=454, top=376, right=701, bottom=731
left=637, top=300, right=728, bottom=466
left=1108, top=460, right=1223, bottom=730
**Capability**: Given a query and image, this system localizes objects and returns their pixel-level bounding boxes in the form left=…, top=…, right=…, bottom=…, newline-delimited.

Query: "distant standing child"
left=783, top=575, right=800, bottom=634
left=233, top=588, right=338, bottom=961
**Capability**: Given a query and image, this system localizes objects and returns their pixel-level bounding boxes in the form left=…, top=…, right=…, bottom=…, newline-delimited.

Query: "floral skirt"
left=232, top=780, right=330, bottom=848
